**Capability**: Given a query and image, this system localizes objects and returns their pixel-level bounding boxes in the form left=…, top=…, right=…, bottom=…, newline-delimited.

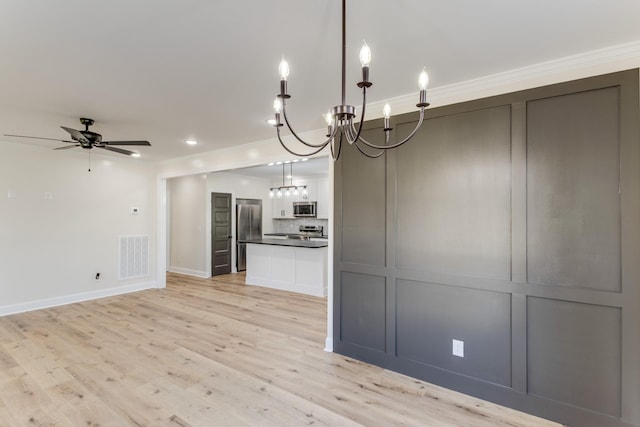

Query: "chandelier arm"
left=344, top=87, right=368, bottom=144
left=353, top=139, right=385, bottom=158
left=354, top=107, right=426, bottom=150
left=276, top=127, right=329, bottom=157
left=347, top=123, right=390, bottom=147
left=330, top=130, right=344, bottom=161
left=281, top=101, right=338, bottom=148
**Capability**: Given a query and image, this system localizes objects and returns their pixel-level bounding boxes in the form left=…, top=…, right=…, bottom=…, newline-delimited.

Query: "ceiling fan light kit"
left=272, top=0, right=430, bottom=160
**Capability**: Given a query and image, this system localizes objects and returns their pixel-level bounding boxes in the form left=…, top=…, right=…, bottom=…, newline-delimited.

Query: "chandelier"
left=269, top=162, right=307, bottom=199
left=272, top=0, right=430, bottom=160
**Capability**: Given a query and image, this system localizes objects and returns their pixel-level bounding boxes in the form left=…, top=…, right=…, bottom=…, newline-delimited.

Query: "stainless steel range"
left=287, top=225, right=323, bottom=240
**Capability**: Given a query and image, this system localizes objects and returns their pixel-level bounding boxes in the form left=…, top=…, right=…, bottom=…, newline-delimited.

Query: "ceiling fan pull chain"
left=88, top=151, right=91, bottom=172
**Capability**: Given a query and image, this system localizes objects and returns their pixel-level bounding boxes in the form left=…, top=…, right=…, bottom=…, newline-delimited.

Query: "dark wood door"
left=211, top=192, right=232, bottom=276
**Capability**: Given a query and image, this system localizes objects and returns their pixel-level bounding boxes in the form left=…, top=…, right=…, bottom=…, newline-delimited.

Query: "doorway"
left=211, top=192, right=232, bottom=276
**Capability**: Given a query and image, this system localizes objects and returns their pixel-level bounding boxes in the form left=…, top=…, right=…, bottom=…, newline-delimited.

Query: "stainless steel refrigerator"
left=236, top=199, right=262, bottom=271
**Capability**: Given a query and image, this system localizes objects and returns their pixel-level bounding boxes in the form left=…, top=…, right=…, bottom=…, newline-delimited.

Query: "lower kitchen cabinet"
left=245, top=242, right=327, bottom=297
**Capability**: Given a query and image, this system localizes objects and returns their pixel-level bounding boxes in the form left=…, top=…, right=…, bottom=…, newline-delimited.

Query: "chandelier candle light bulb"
left=279, top=58, right=289, bottom=81
left=383, top=102, right=392, bottom=131
left=359, top=42, right=371, bottom=67
left=273, top=98, right=283, bottom=127
left=324, top=111, right=333, bottom=136
left=273, top=0, right=430, bottom=160
left=359, top=41, right=372, bottom=85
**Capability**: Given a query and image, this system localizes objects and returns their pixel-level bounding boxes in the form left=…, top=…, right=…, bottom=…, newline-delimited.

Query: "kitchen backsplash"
left=273, top=218, right=329, bottom=235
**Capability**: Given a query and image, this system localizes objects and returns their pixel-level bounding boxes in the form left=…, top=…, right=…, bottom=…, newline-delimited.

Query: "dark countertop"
left=264, top=233, right=328, bottom=239
left=246, top=238, right=328, bottom=248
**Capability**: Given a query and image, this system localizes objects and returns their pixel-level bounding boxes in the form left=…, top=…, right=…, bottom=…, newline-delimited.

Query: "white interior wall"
left=0, top=141, right=158, bottom=315
left=167, top=174, right=208, bottom=277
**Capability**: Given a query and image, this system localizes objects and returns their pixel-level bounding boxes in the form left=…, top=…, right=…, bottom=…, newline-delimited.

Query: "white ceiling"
left=227, top=157, right=329, bottom=180
left=2, top=1, right=640, bottom=163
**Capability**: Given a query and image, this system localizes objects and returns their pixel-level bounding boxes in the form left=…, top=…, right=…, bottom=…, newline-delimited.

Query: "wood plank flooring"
left=0, top=272, right=562, bottom=426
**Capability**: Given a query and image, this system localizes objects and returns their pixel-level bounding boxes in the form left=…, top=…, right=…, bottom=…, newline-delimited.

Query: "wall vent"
left=119, top=235, right=149, bottom=280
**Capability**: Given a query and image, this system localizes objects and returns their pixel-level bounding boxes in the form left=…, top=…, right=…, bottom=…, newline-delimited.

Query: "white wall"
left=167, top=174, right=208, bottom=277
left=0, top=141, right=158, bottom=315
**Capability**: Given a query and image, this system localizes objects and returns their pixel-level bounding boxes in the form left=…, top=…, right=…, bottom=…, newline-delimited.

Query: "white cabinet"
left=271, top=195, right=290, bottom=218
left=246, top=243, right=328, bottom=297
left=298, top=179, right=316, bottom=202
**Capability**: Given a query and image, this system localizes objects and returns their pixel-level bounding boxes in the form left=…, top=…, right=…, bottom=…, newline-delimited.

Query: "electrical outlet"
left=452, top=339, right=464, bottom=358
left=95, top=273, right=101, bottom=280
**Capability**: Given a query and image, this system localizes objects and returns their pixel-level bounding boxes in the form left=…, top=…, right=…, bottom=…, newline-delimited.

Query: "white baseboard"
left=0, top=281, right=157, bottom=317
left=324, top=337, right=333, bottom=352
left=168, top=266, right=210, bottom=278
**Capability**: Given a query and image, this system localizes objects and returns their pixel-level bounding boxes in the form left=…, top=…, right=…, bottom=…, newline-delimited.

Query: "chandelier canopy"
left=272, top=0, right=430, bottom=160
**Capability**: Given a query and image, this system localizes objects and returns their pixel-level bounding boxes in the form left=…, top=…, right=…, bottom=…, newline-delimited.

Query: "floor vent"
left=119, top=235, right=149, bottom=280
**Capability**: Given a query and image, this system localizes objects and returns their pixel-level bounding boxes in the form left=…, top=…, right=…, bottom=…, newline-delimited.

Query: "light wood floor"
left=0, top=272, right=562, bottom=426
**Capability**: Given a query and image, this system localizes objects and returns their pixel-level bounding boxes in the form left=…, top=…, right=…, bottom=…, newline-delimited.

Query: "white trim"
left=325, top=159, right=334, bottom=352
left=157, top=178, right=168, bottom=289
left=167, top=266, right=210, bottom=278
left=324, top=337, right=333, bottom=353
left=0, top=281, right=156, bottom=317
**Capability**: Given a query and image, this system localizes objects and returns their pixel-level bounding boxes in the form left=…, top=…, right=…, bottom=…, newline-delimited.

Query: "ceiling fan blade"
left=60, top=126, right=89, bottom=143
left=54, top=144, right=80, bottom=150
left=102, top=140, right=151, bottom=146
left=99, top=146, right=135, bottom=156
left=4, top=134, right=75, bottom=143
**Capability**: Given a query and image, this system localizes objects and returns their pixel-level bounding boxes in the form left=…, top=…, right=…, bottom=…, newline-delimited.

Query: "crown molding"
left=368, top=40, right=640, bottom=119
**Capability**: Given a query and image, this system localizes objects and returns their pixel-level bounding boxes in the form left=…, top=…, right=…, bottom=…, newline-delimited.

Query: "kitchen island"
left=245, top=238, right=328, bottom=297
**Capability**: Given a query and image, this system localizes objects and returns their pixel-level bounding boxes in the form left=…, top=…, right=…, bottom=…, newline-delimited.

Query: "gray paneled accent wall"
left=333, top=69, right=640, bottom=427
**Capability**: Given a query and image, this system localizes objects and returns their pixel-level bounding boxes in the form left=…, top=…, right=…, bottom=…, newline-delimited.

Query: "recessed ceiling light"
left=266, top=119, right=277, bottom=126
left=268, top=162, right=275, bottom=166
left=292, top=159, right=299, bottom=162
left=276, top=161, right=283, bottom=165
left=130, top=152, right=141, bottom=158
left=301, top=158, right=309, bottom=161
left=284, top=160, right=291, bottom=164
left=185, top=139, right=198, bottom=145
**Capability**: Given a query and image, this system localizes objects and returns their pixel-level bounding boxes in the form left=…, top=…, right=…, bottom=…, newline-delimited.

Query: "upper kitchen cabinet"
left=299, top=178, right=317, bottom=202
left=271, top=191, right=293, bottom=218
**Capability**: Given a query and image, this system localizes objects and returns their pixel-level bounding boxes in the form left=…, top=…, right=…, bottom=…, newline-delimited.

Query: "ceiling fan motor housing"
left=78, top=130, right=102, bottom=144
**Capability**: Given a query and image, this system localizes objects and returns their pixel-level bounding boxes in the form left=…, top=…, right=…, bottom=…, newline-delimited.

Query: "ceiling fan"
left=4, top=117, right=151, bottom=156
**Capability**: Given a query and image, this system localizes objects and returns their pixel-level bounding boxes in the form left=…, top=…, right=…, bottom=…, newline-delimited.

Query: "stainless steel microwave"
left=293, top=201, right=317, bottom=217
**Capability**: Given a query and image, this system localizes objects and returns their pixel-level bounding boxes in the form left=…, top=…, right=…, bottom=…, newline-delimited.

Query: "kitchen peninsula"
left=245, top=238, right=328, bottom=297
